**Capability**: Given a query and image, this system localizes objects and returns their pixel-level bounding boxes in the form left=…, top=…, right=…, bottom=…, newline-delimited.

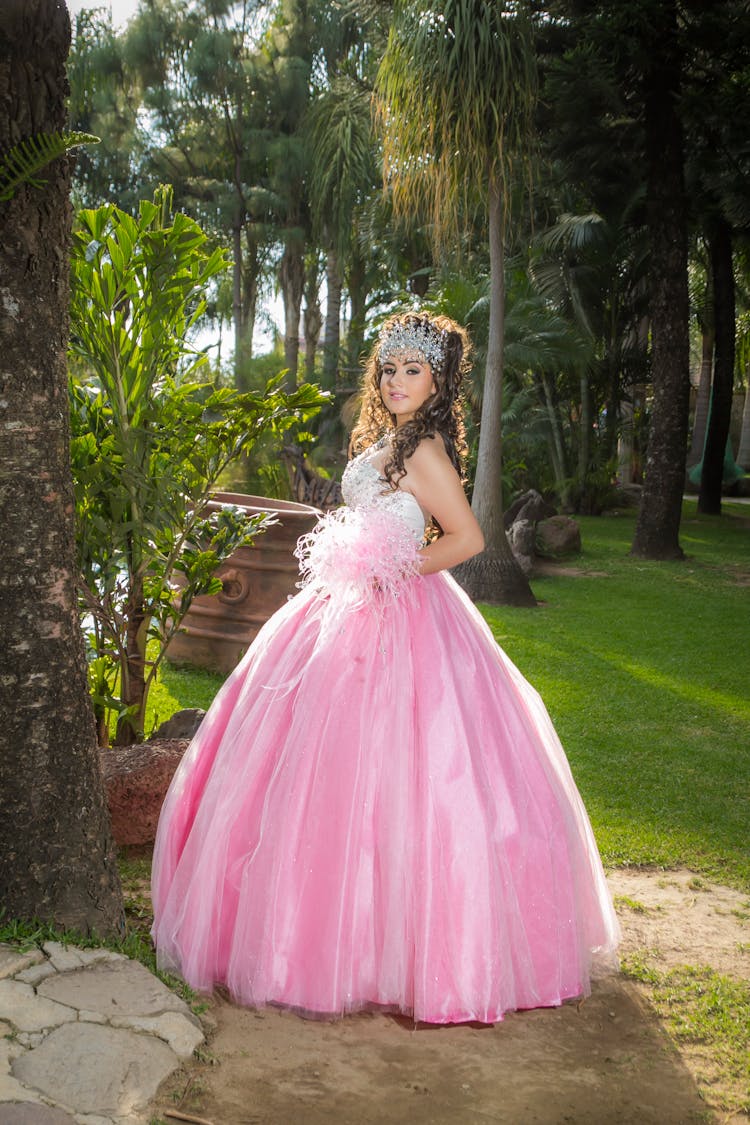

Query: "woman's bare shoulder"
left=404, top=434, right=453, bottom=472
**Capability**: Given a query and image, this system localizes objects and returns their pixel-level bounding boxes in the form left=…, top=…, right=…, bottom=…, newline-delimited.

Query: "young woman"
left=151, top=311, right=619, bottom=1024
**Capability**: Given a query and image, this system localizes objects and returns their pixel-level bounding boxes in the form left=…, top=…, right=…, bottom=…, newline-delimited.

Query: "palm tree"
left=530, top=204, right=650, bottom=503
left=0, top=0, right=123, bottom=934
left=306, top=74, right=379, bottom=387
left=375, top=0, right=537, bottom=605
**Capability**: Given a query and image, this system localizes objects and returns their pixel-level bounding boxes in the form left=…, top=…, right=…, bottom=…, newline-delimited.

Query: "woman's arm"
left=400, top=439, right=485, bottom=575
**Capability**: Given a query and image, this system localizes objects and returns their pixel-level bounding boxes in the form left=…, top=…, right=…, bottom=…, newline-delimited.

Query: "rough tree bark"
left=279, top=239, right=304, bottom=391
left=452, top=181, right=535, bottom=606
left=631, top=0, right=690, bottom=560
left=0, top=0, right=123, bottom=933
left=698, top=217, right=735, bottom=515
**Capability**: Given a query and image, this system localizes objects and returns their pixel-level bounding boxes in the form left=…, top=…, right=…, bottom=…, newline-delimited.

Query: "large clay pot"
left=167, top=492, right=321, bottom=674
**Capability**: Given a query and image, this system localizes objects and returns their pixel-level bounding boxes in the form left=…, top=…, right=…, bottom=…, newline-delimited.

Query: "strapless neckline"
left=341, top=452, right=428, bottom=541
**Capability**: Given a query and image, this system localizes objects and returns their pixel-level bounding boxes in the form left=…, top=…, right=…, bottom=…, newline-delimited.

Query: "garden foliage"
left=69, top=187, right=324, bottom=744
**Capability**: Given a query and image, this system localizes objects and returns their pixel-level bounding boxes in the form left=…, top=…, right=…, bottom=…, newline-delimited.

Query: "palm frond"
left=0, top=131, right=100, bottom=202
left=535, top=212, right=606, bottom=255
left=305, top=76, right=377, bottom=256
left=374, top=0, right=537, bottom=248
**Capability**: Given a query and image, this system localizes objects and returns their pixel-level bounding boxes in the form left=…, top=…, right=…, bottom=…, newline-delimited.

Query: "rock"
left=100, top=740, right=188, bottom=846
left=613, top=482, right=642, bottom=508
left=0, top=980, right=76, bottom=1033
left=10, top=1023, right=177, bottom=1119
left=37, top=958, right=196, bottom=1022
left=504, top=489, right=557, bottom=529
left=150, top=708, right=205, bottom=740
left=0, top=945, right=44, bottom=982
left=507, top=519, right=536, bottom=576
left=517, top=495, right=558, bottom=526
left=536, top=515, right=582, bottom=558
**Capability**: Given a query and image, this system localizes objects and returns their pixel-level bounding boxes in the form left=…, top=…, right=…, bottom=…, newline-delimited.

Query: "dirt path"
left=154, top=870, right=749, bottom=1125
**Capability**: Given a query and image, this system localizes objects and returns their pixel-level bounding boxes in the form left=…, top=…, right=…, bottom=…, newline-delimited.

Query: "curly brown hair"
left=350, top=311, right=471, bottom=489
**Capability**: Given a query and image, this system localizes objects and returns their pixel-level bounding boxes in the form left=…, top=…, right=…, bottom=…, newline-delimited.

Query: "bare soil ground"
left=152, top=869, right=749, bottom=1125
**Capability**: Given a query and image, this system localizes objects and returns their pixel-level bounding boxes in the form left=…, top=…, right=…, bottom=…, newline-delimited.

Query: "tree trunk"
left=232, top=207, right=246, bottom=389
left=604, top=352, right=620, bottom=462
left=617, top=397, right=634, bottom=486
left=116, top=574, right=147, bottom=745
left=303, top=262, right=322, bottom=380
left=687, top=327, right=714, bottom=467
left=452, top=181, right=535, bottom=606
left=322, top=248, right=342, bottom=388
left=279, top=239, right=305, bottom=391
left=346, top=245, right=368, bottom=380
left=631, top=1, right=690, bottom=560
left=737, top=384, right=750, bottom=471
left=236, top=228, right=261, bottom=394
left=577, top=369, right=591, bottom=509
left=0, top=0, right=123, bottom=935
left=698, top=217, right=735, bottom=515
left=540, top=372, right=569, bottom=506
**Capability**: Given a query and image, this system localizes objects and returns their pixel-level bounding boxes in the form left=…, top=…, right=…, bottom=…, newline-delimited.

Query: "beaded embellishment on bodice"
left=341, top=447, right=427, bottom=542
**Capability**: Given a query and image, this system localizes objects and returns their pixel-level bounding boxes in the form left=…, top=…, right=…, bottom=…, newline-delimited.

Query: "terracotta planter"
left=166, top=492, right=321, bottom=675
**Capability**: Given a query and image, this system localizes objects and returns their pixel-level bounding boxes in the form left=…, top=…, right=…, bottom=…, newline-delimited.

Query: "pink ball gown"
left=151, top=443, right=619, bottom=1023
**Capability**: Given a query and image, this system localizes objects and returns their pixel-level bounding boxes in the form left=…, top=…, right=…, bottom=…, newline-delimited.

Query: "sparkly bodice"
left=341, top=448, right=428, bottom=542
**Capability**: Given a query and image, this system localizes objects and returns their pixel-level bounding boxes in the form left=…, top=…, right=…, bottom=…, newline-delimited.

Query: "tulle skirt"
left=151, top=567, right=619, bottom=1024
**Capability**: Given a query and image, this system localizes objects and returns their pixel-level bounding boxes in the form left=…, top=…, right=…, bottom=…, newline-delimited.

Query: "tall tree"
left=685, top=2, right=750, bottom=511
left=530, top=201, right=649, bottom=509
left=630, top=0, right=690, bottom=558
left=306, top=75, right=378, bottom=387
left=67, top=6, right=148, bottom=214
left=122, top=0, right=277, bottom=389
left=268, top=0, right=314, bottom=389
left=697, top=217, right=736, bottom=514
left=375, top=0, right=537, bottom=605
left=0, top=0, right=123, bottom=934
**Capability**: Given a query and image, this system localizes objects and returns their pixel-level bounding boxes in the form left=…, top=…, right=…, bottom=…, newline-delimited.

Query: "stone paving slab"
left=0, top=940, right=204, bottom=1125
left=12, top=1024, right=177, bottom=1119
left=38, top=960, right=191, bottom=1020
left=0, top=983, right=76, bottom=1034
left=108, top=1011, right=203, bottom=1059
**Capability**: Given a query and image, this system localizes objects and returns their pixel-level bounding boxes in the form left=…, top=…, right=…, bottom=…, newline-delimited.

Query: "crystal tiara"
left=377, top=320, right=447, bottom=371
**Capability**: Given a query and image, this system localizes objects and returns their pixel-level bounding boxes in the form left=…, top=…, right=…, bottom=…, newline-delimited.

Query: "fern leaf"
left=0, top=131, right=100, bottom=203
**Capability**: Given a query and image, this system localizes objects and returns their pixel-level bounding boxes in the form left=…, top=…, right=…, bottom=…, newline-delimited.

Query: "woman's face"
left=380, top=354, right=436, bottom=426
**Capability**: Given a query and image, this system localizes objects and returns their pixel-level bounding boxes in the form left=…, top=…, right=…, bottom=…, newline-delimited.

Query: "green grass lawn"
left=150, top=499, right=749, bottom=891
left=481, top=499, right=750, bottom=891
left=145, top=660, right=225, bottom=736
